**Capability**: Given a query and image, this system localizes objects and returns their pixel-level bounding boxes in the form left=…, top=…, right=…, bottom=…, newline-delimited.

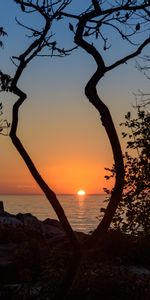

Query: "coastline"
left=0, top=203, right=150, bottom=299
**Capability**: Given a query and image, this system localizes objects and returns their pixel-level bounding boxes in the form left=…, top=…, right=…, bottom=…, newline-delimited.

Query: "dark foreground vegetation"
left=0, top=211, right=150, bottom=300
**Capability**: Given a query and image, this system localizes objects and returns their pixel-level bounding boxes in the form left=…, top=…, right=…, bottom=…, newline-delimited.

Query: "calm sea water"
left=0, top=194, right=107, bottom=233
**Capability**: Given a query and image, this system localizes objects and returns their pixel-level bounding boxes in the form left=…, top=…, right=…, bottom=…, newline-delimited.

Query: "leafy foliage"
left=0, top=71, right=12, bottom=91
left=104, top=103, right=150, bottom=236
left=0, top=102, right=3, bottom=132
left=0, top=26, right=7, bottom=48
left=0, top=102, right=10, bottom=135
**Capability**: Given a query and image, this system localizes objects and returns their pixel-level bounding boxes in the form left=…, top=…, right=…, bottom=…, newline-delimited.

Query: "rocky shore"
left=0, top=201, right=150, bottom=300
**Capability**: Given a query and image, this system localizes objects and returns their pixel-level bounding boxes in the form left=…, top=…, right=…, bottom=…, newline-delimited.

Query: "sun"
left=77, top=189, right=86, bottom=196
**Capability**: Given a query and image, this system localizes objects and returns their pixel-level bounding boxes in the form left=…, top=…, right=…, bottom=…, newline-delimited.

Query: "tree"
left=62, top=0, right=150, bottom=243
left=0, top=4, right=81, bottom=298
left=108, top=52, right=150, bottom=236
left=105, top=102, right=150, bottom=236
left=0, top=0, right=79, bottom=251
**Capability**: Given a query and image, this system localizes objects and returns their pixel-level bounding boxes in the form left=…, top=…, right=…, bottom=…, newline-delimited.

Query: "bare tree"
left=0, top=0, right=80, bottom=250
left=0, top=4, right=82, bottom=298
left=62, top=0, right=150, bottom=244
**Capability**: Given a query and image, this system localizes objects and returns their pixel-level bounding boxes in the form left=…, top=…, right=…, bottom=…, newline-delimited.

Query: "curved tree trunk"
left=75, top=19, right=124, bottom=244
left=9, top=85, right=79, bottom=250
left=85, top=74, right=124, bottom=242
left=6, top=7, right=80, bottom=251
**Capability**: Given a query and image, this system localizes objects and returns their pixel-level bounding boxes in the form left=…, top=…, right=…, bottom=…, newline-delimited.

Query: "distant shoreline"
left=0, top=193, right=105, bottom=196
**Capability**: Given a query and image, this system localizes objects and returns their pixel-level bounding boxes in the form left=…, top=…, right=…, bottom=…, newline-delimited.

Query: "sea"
left=0, top=194, right=107, bottom=233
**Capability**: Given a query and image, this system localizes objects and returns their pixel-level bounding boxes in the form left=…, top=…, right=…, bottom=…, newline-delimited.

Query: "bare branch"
left=107, top=37, right=150, bottom=72
left=92, top=0, right=101, bottom=12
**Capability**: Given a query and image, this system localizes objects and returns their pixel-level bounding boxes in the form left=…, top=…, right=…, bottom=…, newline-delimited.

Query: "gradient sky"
left=0, top=1, right=150, bottom=194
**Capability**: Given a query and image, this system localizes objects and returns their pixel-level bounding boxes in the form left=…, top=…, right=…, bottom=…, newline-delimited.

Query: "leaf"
left=136, top=23, right=140, bottom=31
left=100, top=207, right=106, bottom=213
left=0, top=41, right=3, bottom=48
left=69, top=23, right=74, bottom=32
left=125, top=12, right=129, bottom=19
left=125, top=112, right=131, bottom=120
left=122, top=132, right=127, bottom=138
left=51, top=41, right=56, bottom=50
left=0, top=27, right=7, bottom=36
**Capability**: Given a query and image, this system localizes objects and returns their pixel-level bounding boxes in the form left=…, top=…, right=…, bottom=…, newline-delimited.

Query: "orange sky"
left=0, top=57, right=148, bottom=195
left=0, top=94, right=114, bottom=194
left=0, top=1, right=149, bottom=195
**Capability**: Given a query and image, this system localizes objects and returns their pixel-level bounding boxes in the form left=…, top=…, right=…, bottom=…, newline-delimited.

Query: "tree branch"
left=7, top=0, right=80, bottom=250
left=92, top=0, right=101, bottom=12
left=106, top=37, right=150, bottom=72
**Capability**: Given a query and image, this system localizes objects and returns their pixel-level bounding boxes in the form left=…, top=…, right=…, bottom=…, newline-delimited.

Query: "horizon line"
left=0, top=192, right=106, bottom=196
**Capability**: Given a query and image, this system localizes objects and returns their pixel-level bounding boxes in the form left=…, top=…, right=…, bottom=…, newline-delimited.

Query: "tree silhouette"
left=105, top=102, right=150, bottom=236
left=62, top=0, right=150, bottom=244
left=0, top=0, right=79, bottom=250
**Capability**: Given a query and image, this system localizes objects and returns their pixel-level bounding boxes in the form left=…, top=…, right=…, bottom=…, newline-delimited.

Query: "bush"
left=105, top=102, right=150, bottom=236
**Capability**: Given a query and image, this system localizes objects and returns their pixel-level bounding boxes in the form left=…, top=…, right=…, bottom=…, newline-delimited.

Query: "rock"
left=41, top=222, right=65, bottom=239
left=0, top=208, right=65, bottom=242
left=43, top=218, right=63, bottom=229
left=0, top=201, right=4, bottom=214
left=42, top=218, right=65, bottom=238
left=0, top=210, right=67, bottom=284
left=16, top=213, right=42, bottom=232
left=128, top=265, right=150, bottom=276
left=0, top=215, right=22, bottom=227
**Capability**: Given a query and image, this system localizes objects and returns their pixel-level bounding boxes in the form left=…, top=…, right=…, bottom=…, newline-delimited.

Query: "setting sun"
left=77, top=190, right=86, bottom=196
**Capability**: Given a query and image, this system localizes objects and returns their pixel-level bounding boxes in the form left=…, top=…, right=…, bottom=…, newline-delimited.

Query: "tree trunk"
left=74, top=20, right=124, bottom=244
left=85, top=81, right=124, bottom=243
left=10, top=86, right=80, bottom=251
